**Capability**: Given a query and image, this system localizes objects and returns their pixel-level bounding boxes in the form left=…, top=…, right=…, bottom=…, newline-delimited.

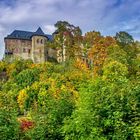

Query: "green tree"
left=115, top=31, right=134, bottom=45
left=48, top=21, right=82, bottom=62
left=62, top=61, right=140, bottom=140
left=0, top=108, right=20, bottom=140
left=15, top=68, right=40, bottom=89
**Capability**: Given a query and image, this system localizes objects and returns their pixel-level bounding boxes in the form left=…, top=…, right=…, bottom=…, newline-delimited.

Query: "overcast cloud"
left=0, top=0, right=140, bottom=59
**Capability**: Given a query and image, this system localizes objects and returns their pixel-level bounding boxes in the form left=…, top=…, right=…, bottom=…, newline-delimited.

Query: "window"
left=23, top=48, right=26, bottom=53
left=37, top=39, right=39, bottom=44
left=28, top=49, right=31, bottom=54
left=40, top=39, right=43, bottom=44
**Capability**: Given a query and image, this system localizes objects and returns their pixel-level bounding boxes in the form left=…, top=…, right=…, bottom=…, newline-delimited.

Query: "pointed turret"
left=35, top=27, right=45, bottom=35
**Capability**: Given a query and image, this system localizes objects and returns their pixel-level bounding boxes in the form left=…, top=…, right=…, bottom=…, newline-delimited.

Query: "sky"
left=0, top=0, right=140, bottom=59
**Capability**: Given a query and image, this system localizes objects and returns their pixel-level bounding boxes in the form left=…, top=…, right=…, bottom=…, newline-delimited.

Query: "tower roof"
left=34, top=27, right=45, bottom=36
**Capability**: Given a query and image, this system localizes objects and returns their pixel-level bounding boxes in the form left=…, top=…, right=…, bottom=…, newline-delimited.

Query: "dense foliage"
left=0, top=21, right=140, bottom=139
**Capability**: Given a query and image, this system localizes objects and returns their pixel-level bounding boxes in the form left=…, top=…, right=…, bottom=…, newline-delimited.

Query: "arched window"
left=37, top=39, right=39, bottom=44
left=40, top=39, right=43, bottom=44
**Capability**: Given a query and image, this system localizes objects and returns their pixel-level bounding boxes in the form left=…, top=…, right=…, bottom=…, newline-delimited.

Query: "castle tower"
left=31, top=27, right=48, bottom=63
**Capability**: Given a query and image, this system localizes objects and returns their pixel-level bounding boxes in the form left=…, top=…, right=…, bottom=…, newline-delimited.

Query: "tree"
left=0, top=108, right=20, bottom=140
left=115, top=32, right=137, bottom=76
left=62, top=61, right=140, bottom=140
left=106, top=45, right=128, bottom=65
left=14, top=68, right=40, bottom=89
left=54, top=21, right=82, bottom=36
left=88, top=36, right=116, bottom=76
left=115, top=31, right=134, bottom=45
left=81, top=31, right=101, bottom=60
left=83, top=31, right=101, bottom=49
left=49, top=21, right=82, bottom=62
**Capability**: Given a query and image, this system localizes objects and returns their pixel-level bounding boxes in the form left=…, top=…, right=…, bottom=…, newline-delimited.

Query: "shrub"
left=15, top=68, right=40, bottom=89
left=0, top=108, right=20, bottom=140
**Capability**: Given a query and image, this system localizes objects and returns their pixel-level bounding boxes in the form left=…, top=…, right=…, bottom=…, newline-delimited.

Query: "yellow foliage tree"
left=17, top=89, right=28, bottom=112
left=88, top=36, right=116, bottom=76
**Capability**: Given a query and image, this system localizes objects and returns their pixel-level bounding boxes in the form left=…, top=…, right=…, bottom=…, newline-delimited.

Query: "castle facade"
left=4, top=27, right=58, bottom=63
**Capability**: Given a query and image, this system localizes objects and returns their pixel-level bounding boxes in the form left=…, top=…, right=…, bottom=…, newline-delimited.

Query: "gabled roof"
left=5, top=27, right=53, bottom=41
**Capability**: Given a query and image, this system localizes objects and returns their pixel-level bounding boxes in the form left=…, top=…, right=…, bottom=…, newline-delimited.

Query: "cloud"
left=44, top=25, right=56, bottom=34
left=0, top=0, right=140, bottom=59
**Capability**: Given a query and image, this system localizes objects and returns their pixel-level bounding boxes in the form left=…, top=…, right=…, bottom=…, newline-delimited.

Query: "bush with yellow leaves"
left=17, top=89, right=28, bottom=113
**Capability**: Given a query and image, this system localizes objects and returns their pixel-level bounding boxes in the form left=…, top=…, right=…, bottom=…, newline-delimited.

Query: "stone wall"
left=5, top=38, right=32, bottom=60
left=5, top=37, right=60, bottom=63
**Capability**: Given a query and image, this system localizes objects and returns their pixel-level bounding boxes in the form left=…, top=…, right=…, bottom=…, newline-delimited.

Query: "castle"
left=4, top=27, right=60, bottom=63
